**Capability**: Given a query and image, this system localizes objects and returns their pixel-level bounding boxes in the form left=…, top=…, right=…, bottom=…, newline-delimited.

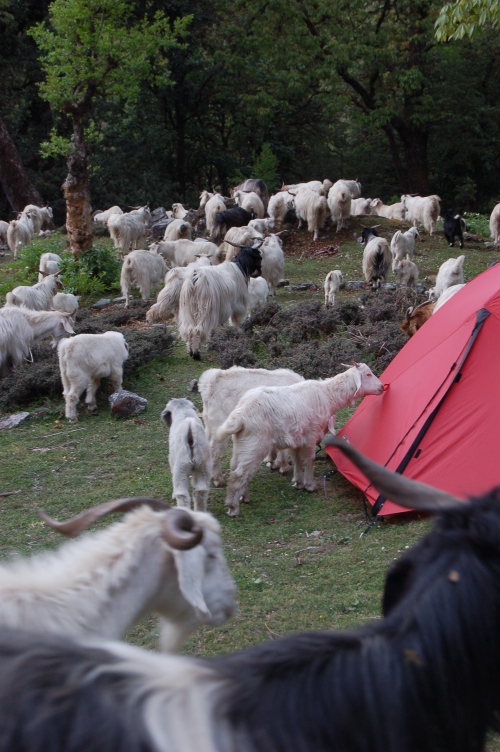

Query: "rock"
left=151, top=219, right=173, bottom=239
left=92, top=298, right=112, bottom=309
left=416, top=284, right=427, bottom=294
left=150, top=207, right=167, bottom=223
left=113, top=296, right=127, bottom=303
left=0, top=412, right=30, bottom=430
left=347, top=281, right=365, bottom=290
left=109, top=389, right=148, bottom=416
left=284, top=283, right=320, bottom=291
left=276, top=279, right=290, bottom=287
left=382, top=283, right=397, bottom=291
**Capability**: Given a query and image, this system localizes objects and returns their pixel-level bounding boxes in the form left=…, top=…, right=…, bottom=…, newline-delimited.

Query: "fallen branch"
left=0, top=490, right=21, bottom=498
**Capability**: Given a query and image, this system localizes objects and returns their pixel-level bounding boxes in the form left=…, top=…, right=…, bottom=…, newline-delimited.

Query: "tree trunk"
left=0, top=114, right=44, bottom=212
left=63, top=115, right=93, bottom=256
left=393, top=121, right=430, bottom=195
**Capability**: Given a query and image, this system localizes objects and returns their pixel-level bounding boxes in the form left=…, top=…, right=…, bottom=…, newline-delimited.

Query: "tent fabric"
left=325, top=263, right=500, bottom=516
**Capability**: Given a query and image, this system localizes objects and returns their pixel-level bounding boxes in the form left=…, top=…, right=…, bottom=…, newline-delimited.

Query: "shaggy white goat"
left=401, top=194, right=440, bottom=235
left=200, top=192, right=226, bottom=235
left=0, top=220, right=8, bottom=246
left=432, top=283, right=466, bottom=313
left=120, top=250, right=167, bottom=307
left=218, top=364, right=384, bottom=515
left=390, top=227, right=420, bottom=270
left=194, top=366, right=305, bottom=487
left=219, top=227, right=263, bottom=263
left=363, top=237, right=392, bottom=290
left=293, top=188, right=328, bottom=241
left=7, top=212, right=34, bottom=259
left=246, top=277, right=270, bottom=315
left=350, top=198, right=374, bottom=216
left=172, top=203, right=189, bottom=219
left=178, top=247, right=262, bottom=359
left=490, top=203, right=500, bottom=244
left=370, top=198, right=406, bottom=220
left=248, top=217, right=275, bottom=234
left=393, top=257, right=419, bottom=288
left=267, top=192, right=295, bottom=230
left=52, top=292, right=79, bottom=316
left=260, top=233, right=285, bottom=295
left=281, top=180, right=329, bottom=195
left=0, top=498, right=236, bottom=652
left=38, top=252, right=62, bottom=282
left=58, top=331, right=129, bottom=423
left=6, top=273, right=63, bottom=310
left=328, top=180, right=353, bottom=232
left=428, top=255, right=465, bottom=301
left=108, top=207, right=151, bottom=256
left=163, top=219, right=193, bottom=242
left=162, top=398, right=213, bottom=512
left=324, top=270, right=344, bottom=307
left=145, top=258, right=212, bottom=323
left=21, top=205, right=53, bottom=235
left=341, top=179, right=362, bottom=198
left=153, top=239, right=218, bottom=267
left=233, top=190, right=265, bottom=219
left=0, top=307, right=74, bottom=377
left=93, top=206, right=123, bottom=224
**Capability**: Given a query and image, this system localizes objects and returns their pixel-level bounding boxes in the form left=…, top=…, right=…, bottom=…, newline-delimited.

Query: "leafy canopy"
left=435, top=0, right=500, bottom=41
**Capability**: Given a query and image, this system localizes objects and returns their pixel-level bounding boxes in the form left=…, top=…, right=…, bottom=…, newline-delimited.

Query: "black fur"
left=212, top=208, right=256, bottom=243
left=442, top=209, right=465, bottom=248
left=232, top=246, right=262, bottom=280
left=361, top=226, right=378, bottom=244
left=234, top=179, right=270, bottom=209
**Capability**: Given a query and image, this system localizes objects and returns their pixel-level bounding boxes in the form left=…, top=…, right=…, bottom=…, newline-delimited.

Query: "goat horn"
left=324, top=437, right=463, bottom=512
left=224, top=240, right=244, bottom=248
left=162, top=508, right=203, bottom=550
left=38, top=497, right=171, bottom=538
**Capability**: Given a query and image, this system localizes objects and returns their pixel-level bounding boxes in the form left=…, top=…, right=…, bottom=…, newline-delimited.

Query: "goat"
left=172, top=203, right=189, bottom=219
left=281, top=180, right=326, bottom=195
left=211, top=208, right=255, bottom=244
left=363, top=237, right=391, bottom=290
left=401, top=194, right=441, bottom=235
left=21, top=204, right=53, bottom=234
left=0, top=307, right=74, bottom=377
left=232, top=178, right=270, bottom=211
left=292, top=189, right=328, bottom=241
left=233, top=190, right=265, bottom=219
left=390, top=227, right=419, bottom=270
left=350, top=198, right=374, bottom=216
left=0, top=497, right=236, bottom=652
left=219, top=227, right=263, bottom=263
left=7, top=211, right=34, bottom=259
left=327, top=180, right=353, bottom=231
left=0, top=219, right=8, bottom=246
left=442, top=210, right=465, bottom=248
left=324, top=270, right=344, bottom=307
left=218, top=364, right=383, bottom=515
left=163, top=218, right=193, bottom=242
left=432, top=283, right=466, bottom=313
left=393, top=257, right=419, bottom=288
left=58, top=331, right=129, bottom=423
left=108, top=207, right=151, bottom=256
left=153, top=239, right=218, bottom=267
left=52, top=292, right=79, bottom=316
left=2, top=440, right=500, bottom=752
left=246, top=277, right=270, bottom=314
left=38, top=252, right=62, bottom=282
left=6, top=273, right=63, bottom=310
left=192, top=366, right=304, bottom=487
left=200, top=192, right=226, bottom=235
left=267, top=192, right=295, bottom=230
left=93, top=205, right=123, bottom=224
left=162, top=398, right=213, bottom=512
left=178, top=246, right=262, bottom=359
left=428, top=255, right=465, bottom=301
left=370, top=197, right=406, bottom=220
left=120, top=250, right=167, bottom=307
left=359, top=225, right=380, bottom=244
left=247, top=217, right=275, bottom=234
left=400, top=300, right=435, bottom=337
left=260, top=233, right=285, bottom=295
left=489, top=203, right=500, bottom=244
left=145, top=258, right=212, bottom=323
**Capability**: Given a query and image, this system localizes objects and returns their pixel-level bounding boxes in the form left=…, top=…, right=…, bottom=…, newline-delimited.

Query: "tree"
left=0, top=111, right=44, bottom=212
left=29, top=0, right=187, bottom=255
left=435, top=0, right=500, bottom=41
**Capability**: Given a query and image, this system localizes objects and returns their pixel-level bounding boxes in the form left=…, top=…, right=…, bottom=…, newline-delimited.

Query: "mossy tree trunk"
left=63, top=114, right=93, bottom=256
left=0, top=114, right=44, bottom=212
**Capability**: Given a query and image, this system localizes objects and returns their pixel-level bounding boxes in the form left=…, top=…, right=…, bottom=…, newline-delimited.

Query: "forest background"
left=1, top=0, right=499, bottom=227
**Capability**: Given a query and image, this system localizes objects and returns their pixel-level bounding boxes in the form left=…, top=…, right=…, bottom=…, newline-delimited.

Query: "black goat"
left=1, top=437, right=500, bottom=752
left=360, top=224, right=380, bottom=244
left=442, top=209, right=465, bottom=248
left=212, top=207, right=256, bottom=243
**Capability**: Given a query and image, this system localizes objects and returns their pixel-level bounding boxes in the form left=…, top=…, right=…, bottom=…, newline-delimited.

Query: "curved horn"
left=324, top=437, right=463, bottom=512
left=38, top=497, right=171, bottom=538
left=224, top=239, right=244, bottom=248
left=162, top=508, right=203, bottom=550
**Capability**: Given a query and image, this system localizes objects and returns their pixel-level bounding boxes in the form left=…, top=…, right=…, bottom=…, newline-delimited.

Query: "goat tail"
left=5, top=292, right=17, bottom=306
left=216, top=413, right=245, bottom=443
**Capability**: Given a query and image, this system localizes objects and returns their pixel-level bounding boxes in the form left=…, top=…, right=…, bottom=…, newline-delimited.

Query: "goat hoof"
left=68, top=417, right=78, bottom=425
left=213, top=478, right=226, bottom=488
left=226, top=507, right=239, bottom=517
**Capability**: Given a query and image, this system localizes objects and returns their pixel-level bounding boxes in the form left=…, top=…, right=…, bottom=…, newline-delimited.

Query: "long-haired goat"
left=0, top=498, right=236, bottom=652
left=200, top=192, right=226, bottom=235
left=370, top=197, right=406, bottom=220
left=7, top=211, right=34, bottom=258
left=177, top=246, right=262, bottom=360
left=401, top=194, right=441, bottom=235
left=328, top=180, right=354, bottom=231
left=363, top=236, right=391, bottom=290
left=218, top=364, right=383, bottom=515
left=120, top=250, right=167, bottom=307
left=400, top=300, right=435, bottom=337
left=232, top=178, right=270, bottom=211
left=0, top=307, right=74, bottom=377
left=6, top=273, right=63, bottom=309
left=324, top=269, right=344, bottom=307
left=292, top=188, right=328, bottom=241
left=489, top=202, right=500, bottom=244
left=38, top=252, right=62, bottom=282
left=428, top=255, right=465, bottom=301
left=163, top=218, right=193, bottom=241
left=2, top=439, right=496, bottom=752
left=390, top=226, right=419, bottom=270
left=146, top=258, right=212, bottom=323
left=21, top=204, right=53, bottom=234
left=233, top=190, right=265, bottom=219
left=108, top=206, right=151, bottom=256
left=211, top=208, right=255, bottom=244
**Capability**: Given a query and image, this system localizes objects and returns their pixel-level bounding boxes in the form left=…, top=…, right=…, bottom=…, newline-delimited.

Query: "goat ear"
left=62, top=317, right=75, bottom=334
left=172, top=548, right=211, bottom=619
left=162, top=409, right=172, bottom=427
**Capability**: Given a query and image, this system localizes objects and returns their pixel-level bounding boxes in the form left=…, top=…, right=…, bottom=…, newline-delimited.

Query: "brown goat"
left=400, top=301, right=435, bottom=337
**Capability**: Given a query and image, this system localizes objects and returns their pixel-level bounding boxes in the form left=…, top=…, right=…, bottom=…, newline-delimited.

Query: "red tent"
left=326, top=263, right=500, bottom=516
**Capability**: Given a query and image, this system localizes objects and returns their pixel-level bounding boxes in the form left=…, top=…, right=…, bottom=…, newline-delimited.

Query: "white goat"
left=281, top=180, right=327, bottom=195
left=328, top=180, right=352, bottom=232
left=370, top=198, right=406, bottom=220
left=153, top=239, right=218, bottom=267
left=324, top=270, right=344, bottom=307
left=219, top=227, right=263, bottom=263
left=233, top=190, right=265, bottom=219
left=363, top=237, right=392, bottom=290
left=200, top=192, right=226, bottom=235
left=393, top=257, right=419, bottom=288
left=108, top=207, right=151, bottom=256
left=293, top=188, right=328, bottom=241
left=428, top=255, right=465, bottom=301
left=341, top=179, right=362, bottom=198
left=38, top=252, right=62, bottom=282
left=178, top=246, right=262, bottom=359
left=145, top=258, right=212, bottom=323
left=350, top=198, right=374, bottom=216
left=6, top=273, right=62, bottom=310
left=0, top=498, right=236, bottom=652
left=58, top=331, right=129, bottom=423
left=52, top=292, right=79, bottom=316
left=246, top=277, right=270, bottom=315
left=163, top=219, right=193, bottom=242
left=162, top=398, right=213, bottom=512
left=267, top=192, right=295, bottom=230
left=0, top=307, right=74, bottom=377
left=21, top=205, right=53, bottom=234
left=218, top=364, right=384, bottom=515
left=93, top=206, right=123, bottom=224
left=489, top=203, right=500, bottom=244
left=194, top=366, right=305, bottom=487
left=120, top=250, right=167, bottom=307
left=390, top=227, right=420, bottom=270
left=433, top=283, right=466, bottom=313
left=401, top=194, right=440, bottom=235
left=7, top=212, right=34, bottom=259
left=248, top=217, right=275, bottom=234
left=172, top=203, right=189, bottom=219
left=260, top=233, right=285, bottom=295
left=0, top=220, right=8, bottom=246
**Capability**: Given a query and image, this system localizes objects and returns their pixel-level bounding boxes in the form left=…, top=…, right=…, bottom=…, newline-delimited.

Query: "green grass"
left=1, top=217, right=500, bottom=748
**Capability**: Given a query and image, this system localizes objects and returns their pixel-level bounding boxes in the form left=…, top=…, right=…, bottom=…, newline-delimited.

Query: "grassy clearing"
left=0, top=219, right=499, bottom=698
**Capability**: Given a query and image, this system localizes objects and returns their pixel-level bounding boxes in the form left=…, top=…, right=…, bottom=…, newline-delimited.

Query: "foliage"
left=435, top=0, right=500, bottom=41
left=463, top=212, right=491, bottom=237
left=59, top=244, right=120, bottom=302
left=252, top=144, right=280, bottom=193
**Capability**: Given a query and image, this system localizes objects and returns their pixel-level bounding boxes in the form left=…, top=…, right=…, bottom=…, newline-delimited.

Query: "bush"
left=59, top=245, right=120, bottom=303
left=462, top=212, right=490, bottom=237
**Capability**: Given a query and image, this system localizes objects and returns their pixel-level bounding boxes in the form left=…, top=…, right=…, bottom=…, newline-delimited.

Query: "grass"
left=1, top=217, right=500, bottom=747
